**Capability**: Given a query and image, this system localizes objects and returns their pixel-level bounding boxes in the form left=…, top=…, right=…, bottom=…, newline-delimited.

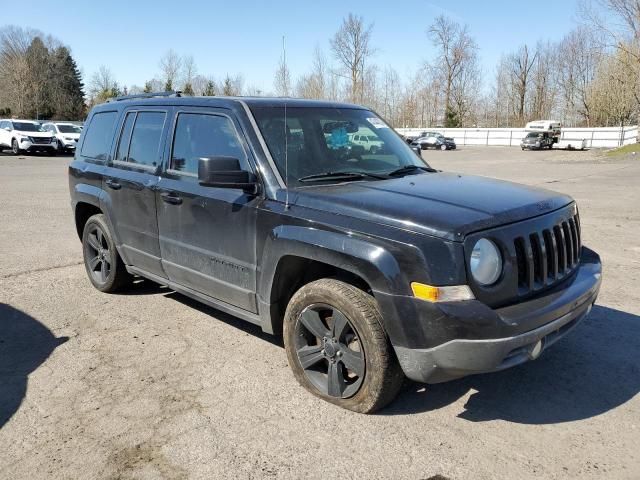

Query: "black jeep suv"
left=69, top=93, right=601, bottom=413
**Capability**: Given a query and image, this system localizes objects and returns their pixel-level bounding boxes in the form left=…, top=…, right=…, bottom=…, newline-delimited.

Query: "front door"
left=103, top=108, right=169, bottom=278
left=156, top=108, right=259, bottom=312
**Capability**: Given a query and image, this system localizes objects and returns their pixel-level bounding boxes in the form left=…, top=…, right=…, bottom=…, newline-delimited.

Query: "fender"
left=257, top=225, right=412, bottom=338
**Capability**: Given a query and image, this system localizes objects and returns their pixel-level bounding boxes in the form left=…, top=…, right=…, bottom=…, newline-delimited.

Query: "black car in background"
left=411, top=131, right=457, bottom=150
left=68, top=93, right=601, bottom=413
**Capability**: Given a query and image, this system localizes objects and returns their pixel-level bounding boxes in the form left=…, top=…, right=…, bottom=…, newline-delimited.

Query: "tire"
left=284, top=278, right=404, bottom=413
left=369, top=146, right=378, bottom=154
left=440, top=144, right=447, bottom=151
left=56, top=139, right=63, bottom=153
left=11, top=139, right=19, bottom=155
left=82, top=214, right=131, bottom=293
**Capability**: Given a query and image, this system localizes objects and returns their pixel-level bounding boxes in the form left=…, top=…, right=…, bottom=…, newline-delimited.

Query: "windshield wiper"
left=298, top=171, right=387, bottom=183
left=387, top=165, right=437, bottom=177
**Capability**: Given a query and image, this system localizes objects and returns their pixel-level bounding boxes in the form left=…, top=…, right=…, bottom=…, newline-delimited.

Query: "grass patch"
left=606, top=143, right=640, bottom=157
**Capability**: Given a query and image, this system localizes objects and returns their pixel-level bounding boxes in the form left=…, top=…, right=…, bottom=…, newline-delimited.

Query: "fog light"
left=529, top=340, right=543, bottom=360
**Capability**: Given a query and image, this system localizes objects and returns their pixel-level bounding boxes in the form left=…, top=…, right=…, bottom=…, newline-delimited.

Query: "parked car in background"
left=0, top=119, right=56, bottom=155
left=42, top=122, right=83, bottom=153
left=351, top=133, right=384, bottom=153
left=521, top=132, right=554, bottom=150
left=412, top=131, right=456, bottom=150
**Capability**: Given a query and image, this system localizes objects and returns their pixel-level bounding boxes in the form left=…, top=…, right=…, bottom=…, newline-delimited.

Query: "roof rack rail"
left=107, top=91, right=182, bottom=102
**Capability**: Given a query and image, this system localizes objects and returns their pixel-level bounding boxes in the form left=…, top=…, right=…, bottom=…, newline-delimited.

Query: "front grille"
left=30, top=136, right=51, bottom=144
left=514, top=213, right=581, bottom=295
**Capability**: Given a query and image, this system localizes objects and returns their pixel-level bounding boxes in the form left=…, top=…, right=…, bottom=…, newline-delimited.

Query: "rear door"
left=155, top=107, right=259, bottom=312
left=102, top=107, right=170, bottom=278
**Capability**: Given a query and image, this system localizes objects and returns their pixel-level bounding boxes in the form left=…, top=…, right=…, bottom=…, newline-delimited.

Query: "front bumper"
left=21, top=139, right=55, bottom=151
left=390, top=248, right=601, bottom=383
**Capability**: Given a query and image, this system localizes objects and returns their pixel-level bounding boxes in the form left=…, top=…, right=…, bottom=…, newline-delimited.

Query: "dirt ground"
left=1, top=146, right=639, bottom=479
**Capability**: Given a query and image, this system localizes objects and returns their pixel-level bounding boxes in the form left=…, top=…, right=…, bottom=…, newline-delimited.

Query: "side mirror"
left=198, top=156, right=258, bottom=194
left=411, top=146, right=421, bottom=157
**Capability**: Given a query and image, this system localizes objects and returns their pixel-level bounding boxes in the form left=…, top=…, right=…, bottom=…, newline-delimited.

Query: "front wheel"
left=82, top=214, right=131, bottom=292
left=284, top=279, right=404, bottom=413
left=11, top=139, right=19, bottom=155
left=440, top=144, right=447, bottom=151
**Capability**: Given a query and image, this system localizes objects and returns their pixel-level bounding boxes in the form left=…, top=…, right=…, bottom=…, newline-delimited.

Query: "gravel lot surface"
left=1, top=147, right=639, bottom=479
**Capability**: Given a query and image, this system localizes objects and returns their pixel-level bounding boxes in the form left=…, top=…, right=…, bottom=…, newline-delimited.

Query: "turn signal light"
left=410, top=282, right=475, bottom=302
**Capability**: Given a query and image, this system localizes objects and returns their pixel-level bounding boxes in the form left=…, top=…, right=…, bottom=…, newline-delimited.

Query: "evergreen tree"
left=49, top=46, right=85, bottom=120
left=222, top=76, right=234, bottom=96
left=444, top=107, right=460, bottom=128
left=183, top=82, right=194, bottom=96
left=143, top=81, right=153, bottom=93
left=25, top=37, right=52, bottom=119
left=203, top=81, right=216, bottom=96
left=164, top=78, right=173, bottom=92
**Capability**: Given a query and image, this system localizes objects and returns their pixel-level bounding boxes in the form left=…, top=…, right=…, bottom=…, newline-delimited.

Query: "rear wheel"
left=82, top=214, right=131, bottom=292
left=440, top=144, right=447, bottom=151
left=284, top=279, right=404, bottom=413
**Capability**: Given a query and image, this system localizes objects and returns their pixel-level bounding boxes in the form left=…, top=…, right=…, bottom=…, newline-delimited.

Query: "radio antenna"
left=283, top=35, right=289, bottom=210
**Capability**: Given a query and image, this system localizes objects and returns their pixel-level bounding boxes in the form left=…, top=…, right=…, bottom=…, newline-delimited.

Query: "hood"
left=443, top=137, right=455, bottom=143
left=16, top=130, right=53, bottom=138
left=291, top=172, right=573, bottom=241
left=522, top=136, right=539, bottom=144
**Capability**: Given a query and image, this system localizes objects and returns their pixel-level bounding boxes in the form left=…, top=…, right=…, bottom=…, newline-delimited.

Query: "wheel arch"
left=258, top=226, right=404, bottom=336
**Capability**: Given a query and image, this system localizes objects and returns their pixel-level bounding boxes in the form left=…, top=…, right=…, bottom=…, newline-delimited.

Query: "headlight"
left=470, top=239, right=502, bottom=286
left=64, top=137, right=74, bottom=140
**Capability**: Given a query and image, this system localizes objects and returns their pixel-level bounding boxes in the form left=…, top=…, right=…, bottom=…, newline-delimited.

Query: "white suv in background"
left=0, top=119, right=56, bottom=155
left=42, top=122, right=83, bottom=153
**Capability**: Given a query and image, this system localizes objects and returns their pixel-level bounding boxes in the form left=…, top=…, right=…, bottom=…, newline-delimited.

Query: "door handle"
left=105, top=179, right=121, bottom=190
left=160, top=192, right=183, bottom=205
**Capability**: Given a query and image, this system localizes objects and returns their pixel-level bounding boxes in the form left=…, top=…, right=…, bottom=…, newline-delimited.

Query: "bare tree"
left=182, top=54, right=197, bottom=94
left=89, top=65, right=119, bottom=104
left=0, top=26, right=39, bottom=116
left=274, top=52, right=291, bottom=96
left=508, top=44, right=537, bottom=122
left=428, top=15, right=478, bottom=124
left=330, top=13, right=375, bottom=103
left=159, top=49, right=182, bottom=91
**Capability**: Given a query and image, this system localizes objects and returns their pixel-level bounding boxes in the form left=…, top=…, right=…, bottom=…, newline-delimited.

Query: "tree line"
left=0, top=26, right=84, bottom=120
left=1, top=0, right=638, bottom=127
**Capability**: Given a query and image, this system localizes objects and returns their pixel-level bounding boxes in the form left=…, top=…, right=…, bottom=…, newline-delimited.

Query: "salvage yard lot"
left=1, top=147, right=639, bottom=479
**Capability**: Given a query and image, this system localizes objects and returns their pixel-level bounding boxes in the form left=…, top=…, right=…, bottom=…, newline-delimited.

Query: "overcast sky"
left=2, top=0, right=593, bottom=92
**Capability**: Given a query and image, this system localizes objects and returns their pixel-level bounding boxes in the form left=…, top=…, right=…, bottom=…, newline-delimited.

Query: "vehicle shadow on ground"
left=384, top=305, right=640, bottom=423
left=0, top=304, right=68, bottom=429
left=117, top=278, right=284, bottom=347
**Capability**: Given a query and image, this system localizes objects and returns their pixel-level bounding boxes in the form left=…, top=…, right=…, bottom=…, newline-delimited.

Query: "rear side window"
left=81, top=111, right=118, bottom=160
left=170, top=113, right=246, bottom=175
left=128, top=112, right=166, bottom=167
left=114, top=111, right=166, bottom=168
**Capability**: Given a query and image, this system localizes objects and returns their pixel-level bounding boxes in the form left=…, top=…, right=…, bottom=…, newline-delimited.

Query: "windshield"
left=58, top=124, right=82, bottom=134
left=526, top=132, right=541, bottom=138
left=251, top=106, right=430, bottom=186
left=13, top=122, right=43, bottom=132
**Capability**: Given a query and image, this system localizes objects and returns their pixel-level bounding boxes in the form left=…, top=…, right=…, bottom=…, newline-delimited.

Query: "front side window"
left=126, top=112, right=166, bottom=167
left=251, top=106, right=429, bottom=186
left=170, top=113, right=247, bottom=175
left=81, top=111, right=118, bottom=160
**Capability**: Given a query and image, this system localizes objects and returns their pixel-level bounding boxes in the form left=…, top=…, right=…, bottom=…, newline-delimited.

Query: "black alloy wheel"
left=294, top=303, right=365, bottom=398
left=84, top=223, right=113, bottom=285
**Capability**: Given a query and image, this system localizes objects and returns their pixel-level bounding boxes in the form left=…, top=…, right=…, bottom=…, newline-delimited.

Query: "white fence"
left=396, top=126, right=638, bottom=148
